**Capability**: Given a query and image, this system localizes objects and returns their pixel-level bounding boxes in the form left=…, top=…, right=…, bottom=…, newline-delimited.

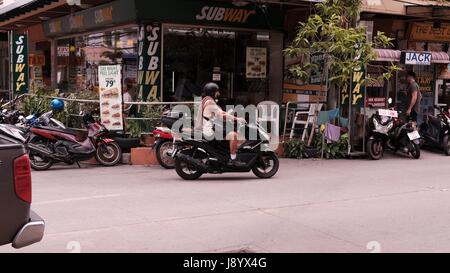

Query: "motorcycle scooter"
left=419, top=105, right=450, bottom=155
left=152, top=126, right=175, bottom=169
left=26, top=112, right=122, bottom=170
left=174, top=116, right=279, bottom=180
left=367, top=108, right=421, bottom=160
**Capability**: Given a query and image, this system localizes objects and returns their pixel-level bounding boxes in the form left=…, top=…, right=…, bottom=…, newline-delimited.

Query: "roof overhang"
left=0, top=0, right=113, bottom=30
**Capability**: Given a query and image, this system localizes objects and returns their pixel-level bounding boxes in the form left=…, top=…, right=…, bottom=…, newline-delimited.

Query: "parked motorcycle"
left=81, top=113, right=123, bottom=166
left=152, top=110, right=194, bottom=169
left=419, top=105, right=450, bottom=155
left=26, top=112, right=122, bottom=170
left=367, top=109, right=421, bottom=160
left=0, top=97, right=23, bottom=125
left=174, top=116, right=279, bottom=180
left=152, top=126, right=175, bottom=169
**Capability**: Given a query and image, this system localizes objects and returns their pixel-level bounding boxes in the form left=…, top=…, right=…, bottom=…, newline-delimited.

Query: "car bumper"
left=12, top=210, right=45, bottom=249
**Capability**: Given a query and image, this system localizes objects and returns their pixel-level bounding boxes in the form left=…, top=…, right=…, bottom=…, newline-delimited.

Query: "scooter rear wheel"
left=175, top=157, right=203, bottom=180
left=28, top=143, right=53, bottom=171
left=252, top=153, right=279, bottom=179
left=155, top=139, right=176, bottom=169
left=96, top=142, right=122, bottom=166
left=409, top=142, right=421, bottom=159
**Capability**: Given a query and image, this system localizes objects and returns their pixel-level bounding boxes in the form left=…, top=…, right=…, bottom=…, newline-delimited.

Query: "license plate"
left=378, top=109, right=398, bottom=118
left=408, top=131, right=420, bottom=140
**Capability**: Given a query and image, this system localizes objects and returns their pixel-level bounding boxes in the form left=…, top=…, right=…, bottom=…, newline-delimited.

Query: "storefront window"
left=56, top=26, right=138, bottom=96
left=395, top=65, right=434, bottom=123
left=0, top=41, right=9, bottom=100
left=163, top=26, right=270, bottom=105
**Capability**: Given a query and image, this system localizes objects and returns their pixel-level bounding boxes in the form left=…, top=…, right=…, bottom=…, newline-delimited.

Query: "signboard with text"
left=99, top=65, right=124, bottom=131
left=11, top=34, right=29, bottom=94
left=246, top=47, right=267, bottom=79
left=401, top=52, right=432, bottom=66
left=409, top=22, right=450, bottom=42
left=137, top=23, right=162, bottom=102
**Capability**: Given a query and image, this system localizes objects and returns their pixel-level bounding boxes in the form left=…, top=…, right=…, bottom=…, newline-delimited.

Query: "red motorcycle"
left=152, top=126, right=175, bottom=169
left=27, top=113, right=122, bottom=171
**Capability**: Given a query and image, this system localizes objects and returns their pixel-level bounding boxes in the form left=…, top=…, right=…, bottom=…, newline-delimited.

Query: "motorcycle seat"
left=36, top=126, right=88, bottom=139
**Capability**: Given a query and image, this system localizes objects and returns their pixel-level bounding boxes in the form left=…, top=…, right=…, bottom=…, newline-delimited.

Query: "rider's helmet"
left=203, top=82, right=220, bottom=98
left=50, top=99, right=65, bottom=111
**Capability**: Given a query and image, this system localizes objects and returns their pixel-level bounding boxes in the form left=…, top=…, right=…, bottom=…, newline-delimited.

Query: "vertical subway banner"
left=351, top=66, right=366, bottom=107
left=12, top=34, right=29, bottom=94
left=137, top=23, right=162, bottom=102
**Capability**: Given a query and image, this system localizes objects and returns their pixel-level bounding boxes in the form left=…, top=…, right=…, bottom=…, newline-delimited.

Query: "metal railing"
left=2, top=93, right=199, bottom=133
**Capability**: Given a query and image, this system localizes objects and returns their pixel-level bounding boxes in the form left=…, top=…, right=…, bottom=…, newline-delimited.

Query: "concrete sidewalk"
left=2, top=150, right=450, bottom=253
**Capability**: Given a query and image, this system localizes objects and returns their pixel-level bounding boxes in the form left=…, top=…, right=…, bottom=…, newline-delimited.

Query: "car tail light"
left=13, top=154, right=32, bottom=203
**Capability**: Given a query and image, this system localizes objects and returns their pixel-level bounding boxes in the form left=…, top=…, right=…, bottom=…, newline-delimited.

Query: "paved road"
left=2, top=150, right=450, bottom=253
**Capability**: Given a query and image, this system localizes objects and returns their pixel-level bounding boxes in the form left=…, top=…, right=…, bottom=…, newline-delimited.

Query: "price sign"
left=378, top=109, right=398, bottom=118
left=99, top=65, right=123, bottom=130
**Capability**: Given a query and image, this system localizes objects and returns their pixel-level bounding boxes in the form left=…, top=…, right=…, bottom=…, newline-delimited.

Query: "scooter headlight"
left=373, top=118, right=391, bottom=134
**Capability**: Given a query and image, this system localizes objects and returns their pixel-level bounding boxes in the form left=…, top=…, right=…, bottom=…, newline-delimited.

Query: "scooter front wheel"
left=252, top=153, right=279, bottom=179
left=367, top=138, right=384, bottom=160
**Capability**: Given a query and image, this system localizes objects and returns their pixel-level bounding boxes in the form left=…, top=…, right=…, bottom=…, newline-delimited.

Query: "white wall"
left=0, top=0, right=36, bottom=14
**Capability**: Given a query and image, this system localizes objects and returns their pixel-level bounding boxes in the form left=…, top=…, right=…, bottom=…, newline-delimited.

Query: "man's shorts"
left=407, top=110, right=418, bottom=122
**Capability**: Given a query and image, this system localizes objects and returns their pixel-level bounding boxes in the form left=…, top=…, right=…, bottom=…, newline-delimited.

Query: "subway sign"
left=195, top=6, right=256, bottom=23
left=401, top=52, right=432, bottom=66
left=11, top=34, right=29, bottom=94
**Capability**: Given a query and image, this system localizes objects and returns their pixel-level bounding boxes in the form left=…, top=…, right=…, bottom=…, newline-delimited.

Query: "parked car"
left=0, top=134, right=45, bottom=248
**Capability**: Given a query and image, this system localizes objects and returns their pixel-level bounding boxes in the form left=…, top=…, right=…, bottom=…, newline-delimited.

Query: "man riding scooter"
left=194, top=82, right=246, bottom=167
left=174, top=83, right=279, bottom=180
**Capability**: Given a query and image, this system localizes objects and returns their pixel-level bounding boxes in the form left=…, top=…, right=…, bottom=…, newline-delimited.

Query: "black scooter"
left=367, top=109, right=421, bottom=160
left=174, top=117, right=279, bottom=180
left=419, top=105, right=450, bottom=155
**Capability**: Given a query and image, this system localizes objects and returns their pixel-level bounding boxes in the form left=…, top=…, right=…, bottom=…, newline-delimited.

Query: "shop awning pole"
left=8, top=30, right=12, bottom=101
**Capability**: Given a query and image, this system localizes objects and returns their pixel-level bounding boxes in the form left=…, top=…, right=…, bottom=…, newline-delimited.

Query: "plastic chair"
left=290, top=103, right=323, bottom=141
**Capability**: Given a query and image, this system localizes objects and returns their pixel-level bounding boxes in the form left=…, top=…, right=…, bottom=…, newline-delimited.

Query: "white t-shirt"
left=123, top=92, right=132, bottom=111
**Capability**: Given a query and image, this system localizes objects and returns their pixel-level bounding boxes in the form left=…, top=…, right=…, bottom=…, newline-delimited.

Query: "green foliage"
left=127, top=120, right=142, bottom=138
left=284, top=140, right=308, bottom=159
left=285, top=0, right=399, bottom=90
left=314, top=133, right=349, bottom=159
left=21, top=87, right=99, bottom=128
left=21, top=87, right=68, bottom=125
left=284, top=132, right=348, bottom=160
left=142, top=105, right=164, bottom=131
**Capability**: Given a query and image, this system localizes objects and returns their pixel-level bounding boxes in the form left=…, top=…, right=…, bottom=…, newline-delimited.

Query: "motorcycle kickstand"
left=76, top=162, right=82, bottom=168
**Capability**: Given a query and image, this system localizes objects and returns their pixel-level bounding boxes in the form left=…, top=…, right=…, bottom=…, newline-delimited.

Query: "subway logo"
left=195, top=6, right=256, bottom=23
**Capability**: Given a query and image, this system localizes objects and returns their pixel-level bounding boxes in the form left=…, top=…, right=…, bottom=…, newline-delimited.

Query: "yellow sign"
left=409, top=22, right=450, bottom=42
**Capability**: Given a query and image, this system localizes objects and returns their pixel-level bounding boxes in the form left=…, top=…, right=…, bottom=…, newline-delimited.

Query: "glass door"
left=163, top=26, right=236, bottom=103
left=163, top=25, right=271, bottom=105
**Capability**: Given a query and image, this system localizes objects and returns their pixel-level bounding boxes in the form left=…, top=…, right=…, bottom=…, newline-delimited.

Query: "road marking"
left=35, top=194, right=121, bottom=205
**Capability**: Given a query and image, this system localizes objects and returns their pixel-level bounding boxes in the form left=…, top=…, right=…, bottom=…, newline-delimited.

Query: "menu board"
left=98, top=65, right=124, bottom=131
left=246, top=47, right=267, bottom=79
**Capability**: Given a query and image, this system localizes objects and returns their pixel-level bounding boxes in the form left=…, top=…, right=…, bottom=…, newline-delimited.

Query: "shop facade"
left=29, top=0, right=286, bottom=105
left=360, top=12, right=450, bottom=123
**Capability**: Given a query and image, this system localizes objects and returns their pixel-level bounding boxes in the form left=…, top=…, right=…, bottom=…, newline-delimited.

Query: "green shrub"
left=284, top=139, right=308, bottom=159
left=314, top=133, right=349, bottom=159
